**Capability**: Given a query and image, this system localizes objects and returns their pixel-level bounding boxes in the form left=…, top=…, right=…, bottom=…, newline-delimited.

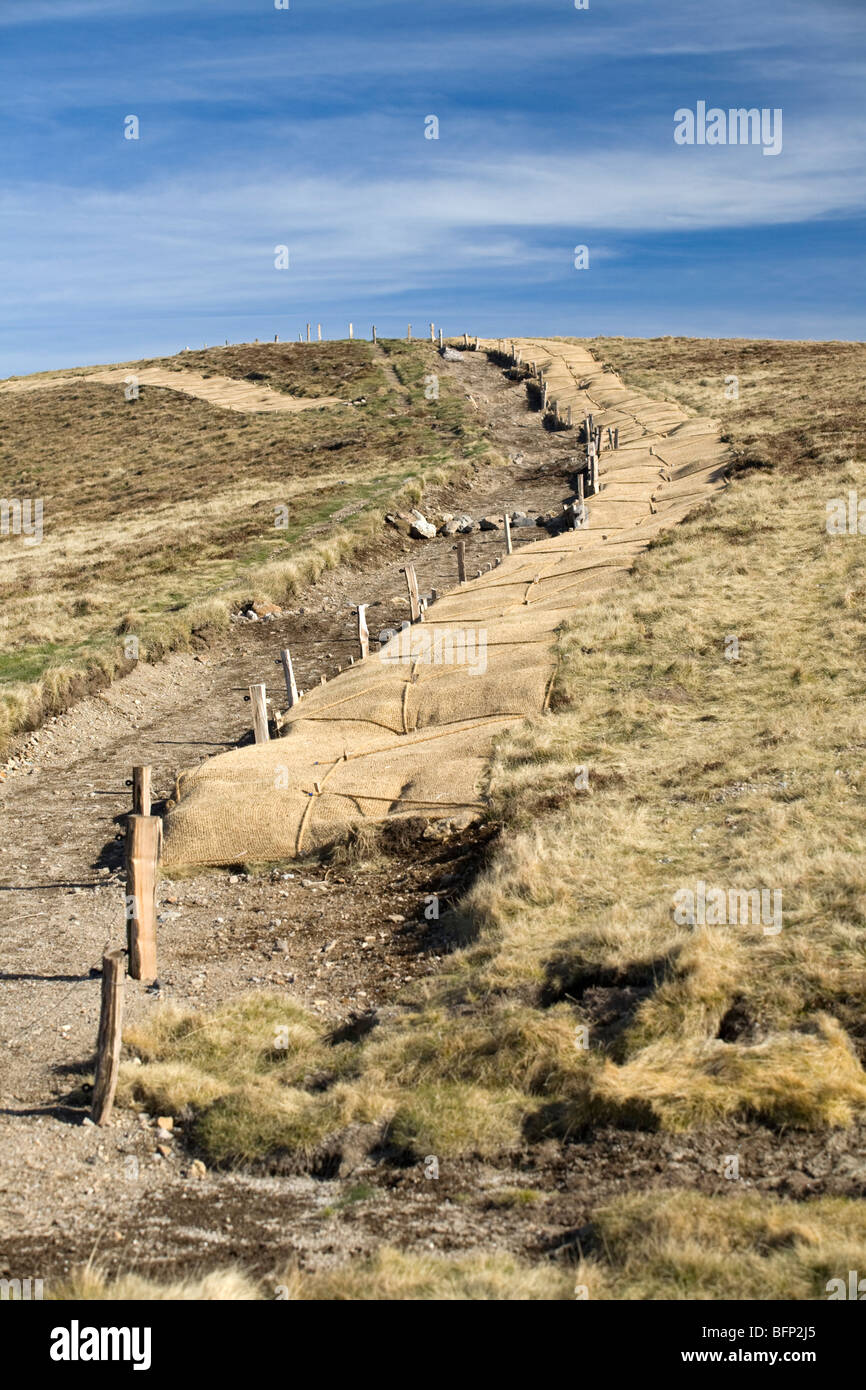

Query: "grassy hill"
left=0, top=339, right=488, bottom=753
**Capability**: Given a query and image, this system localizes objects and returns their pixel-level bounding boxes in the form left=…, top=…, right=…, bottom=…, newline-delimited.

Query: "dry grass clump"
left=54, top=1249, right=574, bottom=1301
left=576, top=1189, right=866, bottom=1300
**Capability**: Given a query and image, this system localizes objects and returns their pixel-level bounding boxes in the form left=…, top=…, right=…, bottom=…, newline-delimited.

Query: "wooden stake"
left=317, top=323, right=322, bottom=341
left=463, top=332, right=468, bottom=348
left=357, top=604, right=369, bottom=659
left=279, top=648, right=299, bottom=708
left=430, top=323, right=435, bottom=342
left=306, top=323, right=311, bottom=342
left=504, top=513, right=513, bottom=555
left=407, top=324, right=412, bottom=341
left=577, top=473, right=585, bottom=508
left=614, top=427, right=620, bottom=450
left=372, top=325, right=377, bottom=344
left=567, top=405, right=573, bottom=427
left=349, top=323, right=354, bottom=339
left=249, top=683, right=270, bottom=743
left=457, top=539, right=466, bottom=584
left=403, top=563, right=421, bottom=621
left=126, top=814, right=160, bottom=982
left=91, top=948, right=126, bottom=1126
left=132, top=765, right=151, bottom=817
left=438, top=328, right=443, bottom=350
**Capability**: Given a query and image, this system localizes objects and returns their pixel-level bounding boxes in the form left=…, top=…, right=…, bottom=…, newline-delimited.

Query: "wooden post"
left=132, top=765, right=151, bottom=817
left=306, top=323, right=311, bottom=342
left=613, top=427, right=620, bottom=450
left=463, top=332, right=468, bottom=348
left=357, top=604, right=369, bottom=659
left=541, top=383, right=549, bottom=411
left=126, top=814, right=160, bottom=982
left=403, top=564, right=421, bottom=621
left=280, top=648, right=299, bottom=709
left=457, top=540, right=466, bottom=584
left=91, top=948, right=126, bottom=1126
left=577, top=473, right=585, bottom=509
left=318, top=323, right=322, bottom=341
left=438, top=328, right=443, bottom=350
left=429, top=323, right=435, bottom=342
left=320, top=674, right=327, bottom=685
left=407, top=324, right=412, bottom=341
left=372, top=325, right=377, bottom=344
left=349, top=323, right=354, bottom=339
left=504, top=513, right=513, bottom=555
left=249, top=683, right=270, bottom=743
left=431, top=588, right=438, bottom=603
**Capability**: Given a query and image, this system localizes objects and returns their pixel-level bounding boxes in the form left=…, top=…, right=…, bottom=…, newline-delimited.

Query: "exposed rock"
left=384, top=512, right=414, bottom=536
left=479, top=516, right=501, bottom=530
left=443, top=514, right=477, bottom=535
left=409, top=510, right=437, bottom=540
left=510, top=512, right=537, bottom=528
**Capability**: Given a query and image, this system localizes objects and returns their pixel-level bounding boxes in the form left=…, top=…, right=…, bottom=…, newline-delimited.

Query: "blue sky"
left=0, top=0, right=863, bottom=376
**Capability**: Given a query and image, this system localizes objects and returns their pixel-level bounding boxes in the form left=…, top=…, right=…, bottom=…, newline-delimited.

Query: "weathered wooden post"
left=438, top=328, right=443, bottom=350
left=357, top=604, right=370, bottom=659
left=504, top=513, right=513, bottom=555
left=125, top=814, right=160, bottom=982
left=306, top=323, right=311, bottom=342
left=91, top=947, right=126, bottom=1126
left=249, top=683, right=270, bottom=743
left=372, top=325, right=377, bottom=344
left=403, top=564, right=421, bottom=621
left=613, top=426, right=620, bottom=450
left=131, top=765, right=151, bottom=816
left=407, top=324, right=412, bottom=341
left=349, top=323, right=354, bottom=340
left=279, top=649, right=299, bottom=709
left=457, top=540, right=466, bottom=584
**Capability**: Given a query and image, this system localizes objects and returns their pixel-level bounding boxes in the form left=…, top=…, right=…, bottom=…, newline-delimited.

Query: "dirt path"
left=0, top=365, right=350, bottom=414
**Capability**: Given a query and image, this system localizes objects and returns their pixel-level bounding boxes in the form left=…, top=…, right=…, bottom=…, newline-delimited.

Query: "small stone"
left=409, top=511, right=436, bottom=540
left=479, top=516, right=501, bottom=530
left=157, top=1116, right=174, bottom=1131
left=156, top=1144, right=172, bottom=1158
left=156, top=1127, right=173, bottom=1142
